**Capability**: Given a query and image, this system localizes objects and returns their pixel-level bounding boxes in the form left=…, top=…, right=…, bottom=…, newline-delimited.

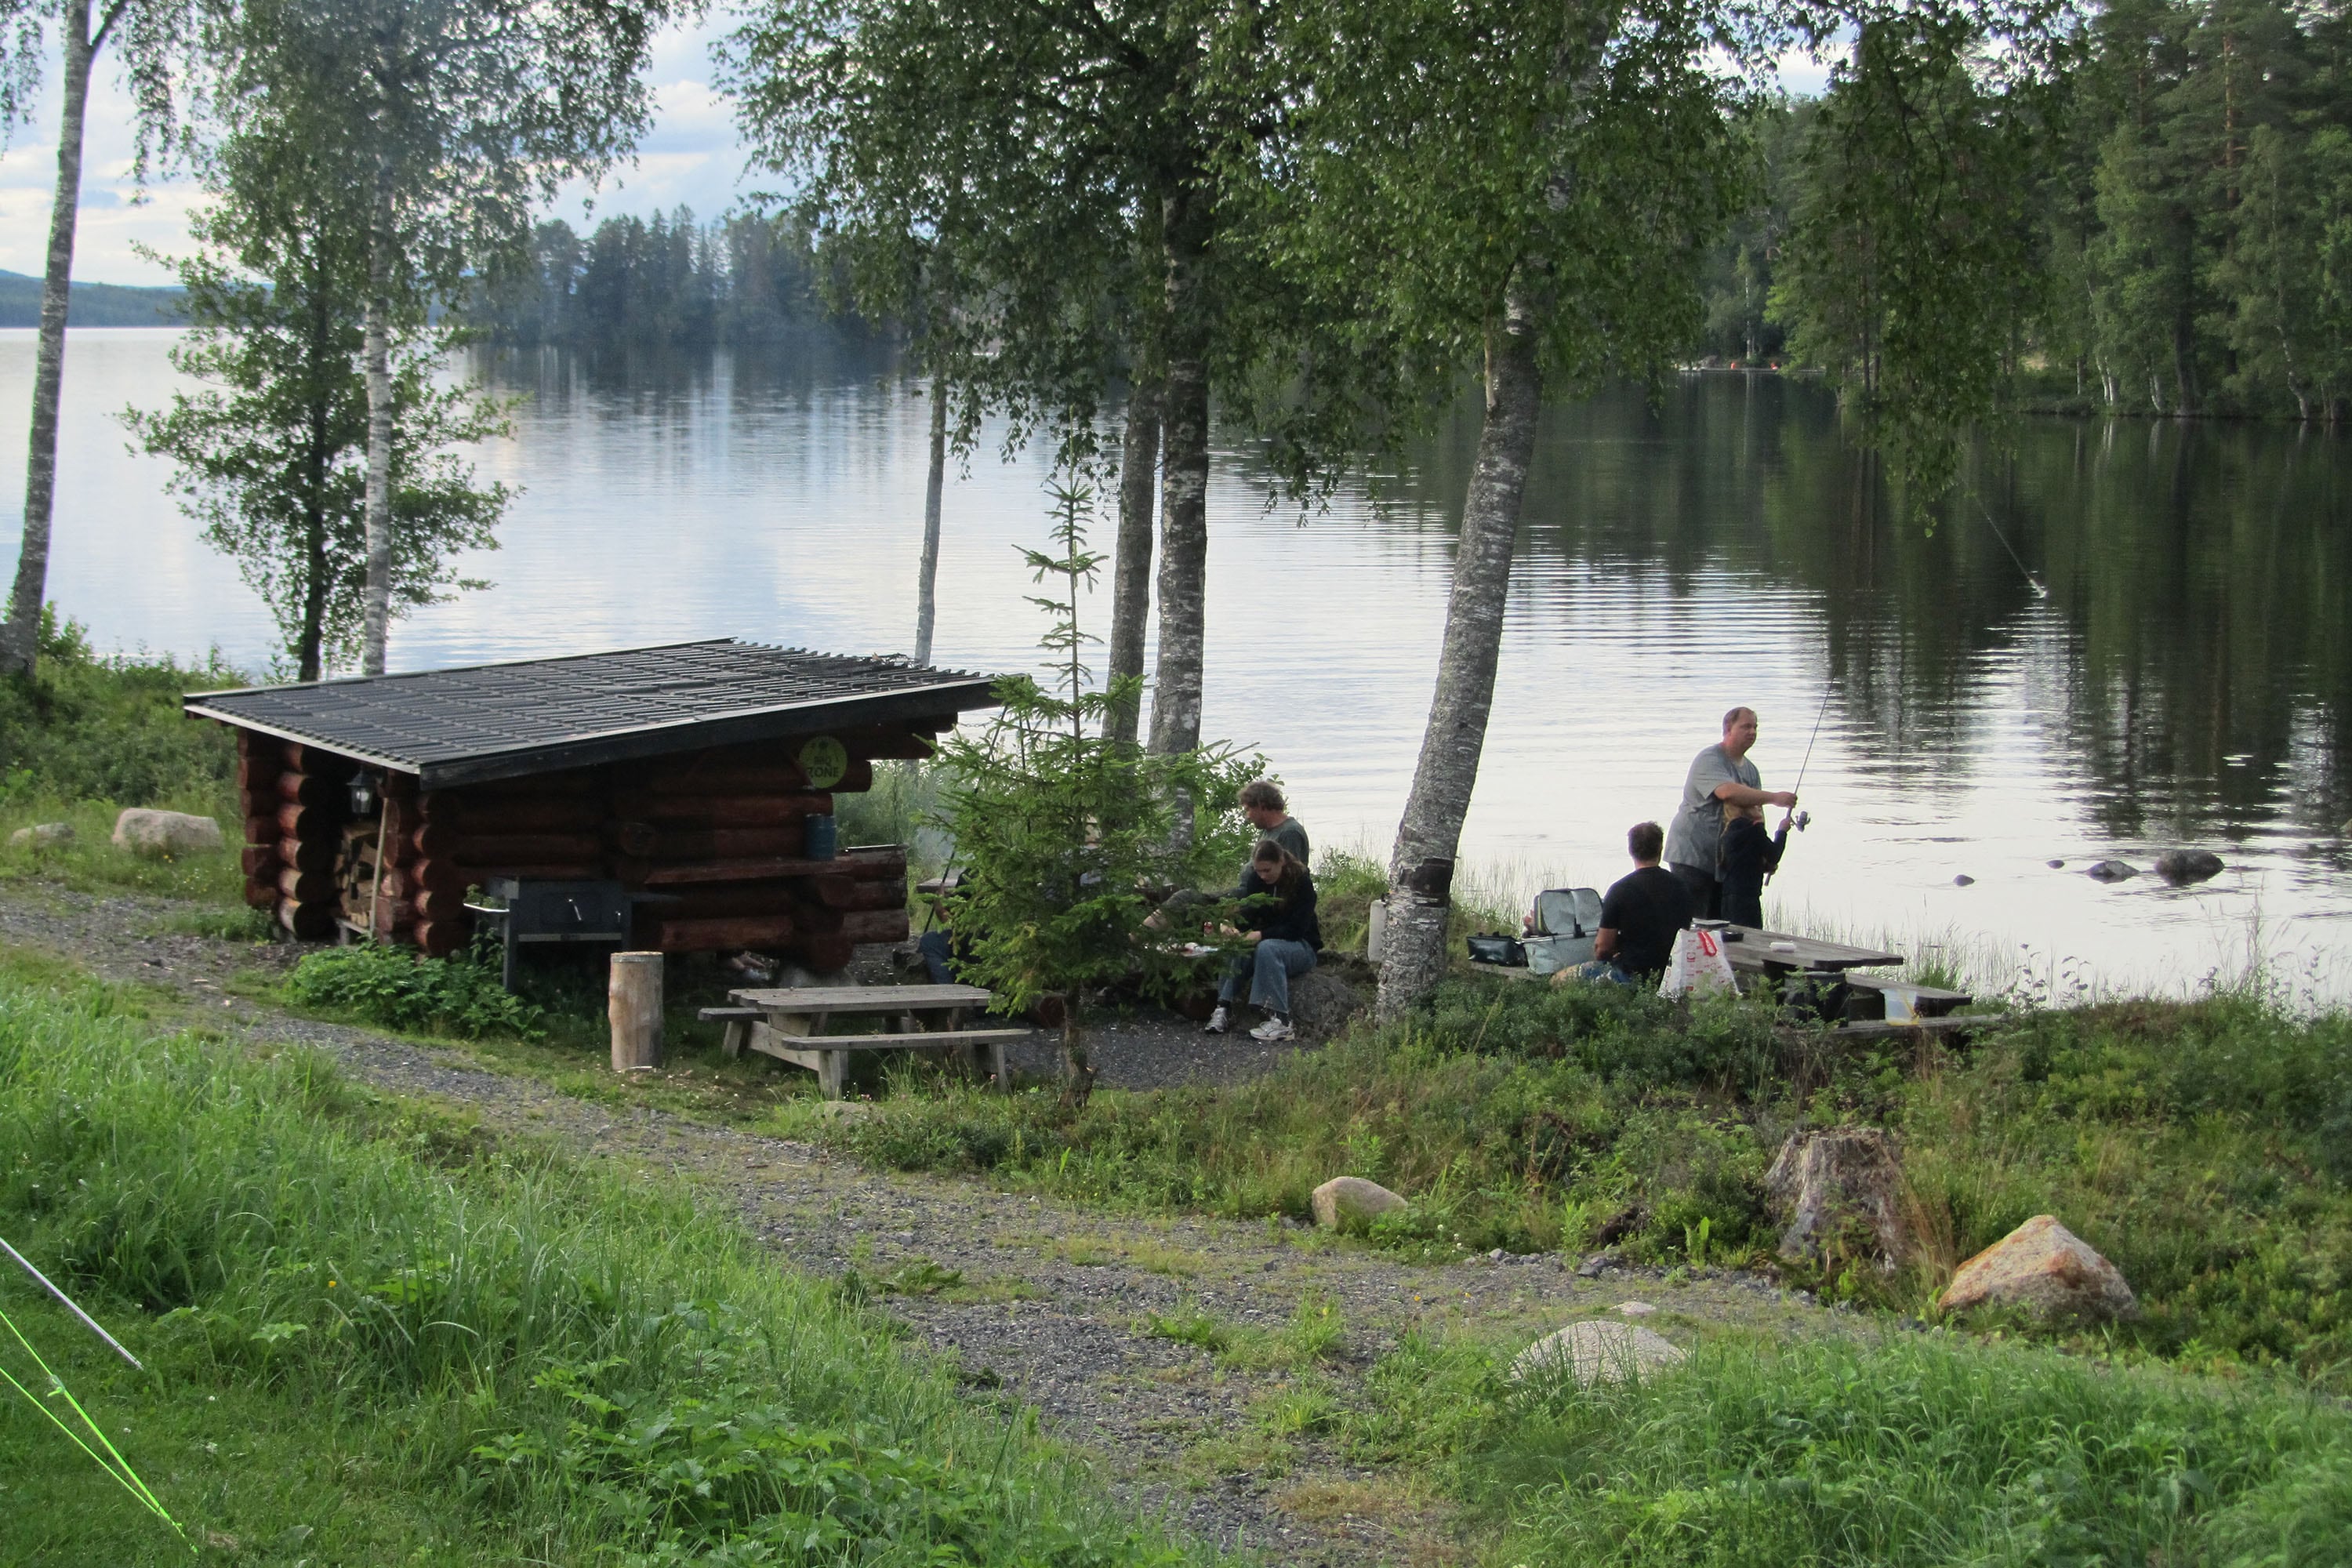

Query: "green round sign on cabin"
left=797, top=735, right=848, bottom=789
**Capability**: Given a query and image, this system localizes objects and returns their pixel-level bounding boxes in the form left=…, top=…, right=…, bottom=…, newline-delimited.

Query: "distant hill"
left=0, top=269, right=186, bottom=328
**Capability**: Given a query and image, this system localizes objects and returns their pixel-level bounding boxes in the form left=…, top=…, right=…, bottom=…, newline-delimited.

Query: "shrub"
left=285, top=942, right=545, bottom=1039
left=0, top=609, right=239, bottom=807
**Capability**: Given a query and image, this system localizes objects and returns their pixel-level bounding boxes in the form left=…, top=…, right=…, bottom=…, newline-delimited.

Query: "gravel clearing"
left=0, top=880, right=1845, bottom=1563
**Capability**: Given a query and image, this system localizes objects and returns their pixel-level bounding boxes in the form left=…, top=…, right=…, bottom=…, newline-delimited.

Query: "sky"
left=0, top=14, right=1834, bottom=289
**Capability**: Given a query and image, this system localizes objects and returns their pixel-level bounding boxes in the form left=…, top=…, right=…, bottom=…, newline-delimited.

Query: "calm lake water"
left=5, top=327, right=2348, bottom=999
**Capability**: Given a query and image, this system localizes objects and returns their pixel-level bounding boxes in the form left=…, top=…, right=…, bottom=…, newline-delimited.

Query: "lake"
left=4, top=327, right=2348, bottom=999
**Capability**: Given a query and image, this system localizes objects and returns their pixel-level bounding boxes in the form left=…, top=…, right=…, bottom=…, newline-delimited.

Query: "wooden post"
left=608, top=951, right=664, bottom=1073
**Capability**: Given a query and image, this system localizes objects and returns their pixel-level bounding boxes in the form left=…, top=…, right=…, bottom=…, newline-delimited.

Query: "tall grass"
left=0, top=972, right=1199, bottom=1563
left=1495, top=1335, right=2352, bottom=1565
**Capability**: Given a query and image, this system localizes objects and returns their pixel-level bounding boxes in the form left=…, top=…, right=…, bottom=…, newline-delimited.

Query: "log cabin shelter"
left=184, top=638, right=1000, bottom=972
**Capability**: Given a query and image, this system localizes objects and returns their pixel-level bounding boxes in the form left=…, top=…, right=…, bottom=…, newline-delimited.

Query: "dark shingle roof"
left=187, top=639, right=999, bottom=788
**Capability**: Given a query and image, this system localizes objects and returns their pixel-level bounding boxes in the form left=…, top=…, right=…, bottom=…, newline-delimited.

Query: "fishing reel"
left=1790, top=810, right=1811, bottom=832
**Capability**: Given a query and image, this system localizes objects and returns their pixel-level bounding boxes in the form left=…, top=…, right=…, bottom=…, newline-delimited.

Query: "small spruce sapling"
left=935, top=480, right=1257, bottom=1103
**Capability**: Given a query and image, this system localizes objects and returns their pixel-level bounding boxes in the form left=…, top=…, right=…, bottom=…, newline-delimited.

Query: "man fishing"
left=1664, top=706, right=1797, bottom=920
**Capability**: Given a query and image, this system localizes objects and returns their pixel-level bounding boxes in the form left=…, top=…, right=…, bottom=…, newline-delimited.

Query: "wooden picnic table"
left=1718, top=924, right=1902, bottom=976
left=713, top=983, right=1033, bottom=1099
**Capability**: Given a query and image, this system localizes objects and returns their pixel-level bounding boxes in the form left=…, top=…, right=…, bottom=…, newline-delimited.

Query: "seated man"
left=1573, top=821, right=1695, bottom=986
left=1239, top=779, right=1308, bottom=867
left=1204, top=839, right=1320, bottom=1042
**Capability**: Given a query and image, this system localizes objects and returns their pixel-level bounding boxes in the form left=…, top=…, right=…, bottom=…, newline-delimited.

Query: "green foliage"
left=1494, top=1335, right=2352, bottom=1565
left=123, top=116, right=512, bottom=682
left=0, top=972, right=1200, bottom=1563
left=284, top=942, right=545, bottom=1040
left=0, top=610, right=238, bottom=808
left=932, top=483, right=1258, bottom=1073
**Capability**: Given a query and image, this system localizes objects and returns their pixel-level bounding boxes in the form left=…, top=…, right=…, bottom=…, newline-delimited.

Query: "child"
left=1204, top=839, right=1320, bottom=1042
left=1718, top=800, right=1789, bottom=929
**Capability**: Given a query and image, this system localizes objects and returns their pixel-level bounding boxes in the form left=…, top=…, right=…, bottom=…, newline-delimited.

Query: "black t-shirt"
left=1598, top=866, right=1695, bottom=976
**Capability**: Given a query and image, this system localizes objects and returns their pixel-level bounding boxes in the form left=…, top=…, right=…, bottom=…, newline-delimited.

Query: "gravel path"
left=0, top=881, right=1841, bottom=1563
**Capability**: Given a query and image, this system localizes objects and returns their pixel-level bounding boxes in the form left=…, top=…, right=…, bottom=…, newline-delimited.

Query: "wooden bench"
left=724, top=983, right=1034, bottom=1099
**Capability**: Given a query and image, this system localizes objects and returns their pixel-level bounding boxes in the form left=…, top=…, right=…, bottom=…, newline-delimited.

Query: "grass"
left=0, top=967, right=1207, bottom=1564
left=806, top=972, right=2352, bottom=1385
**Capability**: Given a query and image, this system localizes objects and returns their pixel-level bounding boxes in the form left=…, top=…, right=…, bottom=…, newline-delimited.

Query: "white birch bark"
left=2, top=1, right=103, bottom=676
left=1104, top=373, right=1160, bottom=746
left=1147, top=196, right=1209, bottom=759
left=360, top=162, right=397, bottom=675
left=913, top=374, right=947, bottom=664
left=1375, top=280, right=1544, bottom=1019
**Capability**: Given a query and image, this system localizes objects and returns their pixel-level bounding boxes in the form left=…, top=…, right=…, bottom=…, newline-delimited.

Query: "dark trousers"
left=1671, top=862, right=1723, bottom=921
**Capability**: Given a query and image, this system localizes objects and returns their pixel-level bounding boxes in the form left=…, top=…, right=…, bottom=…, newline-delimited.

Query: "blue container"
left=804, top=812, right=837, bottom=861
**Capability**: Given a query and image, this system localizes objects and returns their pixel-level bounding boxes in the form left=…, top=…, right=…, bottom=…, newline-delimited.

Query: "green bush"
left=1495, top=1335, right=2352, bottom=1566
left=284, top=942, right=546, bottom=1039
left=0, top=609, right=239, bottom=808
left=0, top=973, right=1198, bottom=1563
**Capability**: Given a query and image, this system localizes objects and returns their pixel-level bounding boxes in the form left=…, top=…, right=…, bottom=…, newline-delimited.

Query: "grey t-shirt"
left=1663, top=743, right=1759, bottom=876
left=1260, top=817, right=1309, bottom=868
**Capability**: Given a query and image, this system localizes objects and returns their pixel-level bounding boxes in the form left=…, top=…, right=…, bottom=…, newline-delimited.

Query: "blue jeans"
left=1573, top=959, right=1639, bottom=988
left=1220, top=938, right=1317, bottom=1013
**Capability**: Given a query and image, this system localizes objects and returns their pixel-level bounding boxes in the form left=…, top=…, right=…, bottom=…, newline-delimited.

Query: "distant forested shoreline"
left=0, top=270, right=185, bottom=328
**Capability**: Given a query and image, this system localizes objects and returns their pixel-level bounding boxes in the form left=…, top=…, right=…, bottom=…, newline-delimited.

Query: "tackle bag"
left=1466, top=932, right=1526, bottom=966
left=1660, top=924, right=1737, bottom=999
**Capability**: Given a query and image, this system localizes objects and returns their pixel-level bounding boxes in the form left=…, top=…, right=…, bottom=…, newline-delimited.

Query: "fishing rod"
left=1765, top=684, right=1831, bottom=884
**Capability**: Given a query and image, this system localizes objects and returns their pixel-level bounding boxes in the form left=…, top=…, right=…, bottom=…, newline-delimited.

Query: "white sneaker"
left=1203, top=1004, right=1231, bottom=1034
left=1250, top=1014, right=1295, bottom=1042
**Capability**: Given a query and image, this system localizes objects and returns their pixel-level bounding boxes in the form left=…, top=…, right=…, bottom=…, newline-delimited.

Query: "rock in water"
left=8, top=822, right=73, bottom=848
left=1511, top=1319, right=1686, bottom=1387
left=2154, top=849, right=2224, bottom=886
left=1310, top=1176, right=1406, bottom=1231
left=111, top=808, right=223, bottom=857
left=2085, top=859, right=2137, bottom=883
left=1940, top=1214, right=2137, bottom=1322
left=1953, top=874, right=1976, bottom=887
left=1765, top=1127, right=1908, bottom=1269
left=2047, top=859, right=2065, bottom=869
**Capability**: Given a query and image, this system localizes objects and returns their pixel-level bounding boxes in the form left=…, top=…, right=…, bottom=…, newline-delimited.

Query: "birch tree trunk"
left=2, top=2, right=100, bottom=677
left=1148, top=194, right=1210, bottom=759
left=1375, top=281, right=1544, bottom=1020
left=1104, top=372, right=1160, bottom=746
left=913, top=374, right=947, bottom=663
left=360, top=161, right=397, bottom=676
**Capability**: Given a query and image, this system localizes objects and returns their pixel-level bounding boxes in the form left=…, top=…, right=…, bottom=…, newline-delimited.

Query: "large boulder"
left=1940, top=1214, right=2137, bottom=1323
left=2154, top=849, right=2224, bottom=886
left=1311, top=1175, right=1406, bottom=1231
left=1511, top=1319, right=1686, bottom=1387
left=111, top=808, right=223, bottom=858
left=1290, top=963, right=1369, bottom=1036
left=1765, top=1127, right=1908, bottom=1270
left=8, top=822, right=73, bottom=849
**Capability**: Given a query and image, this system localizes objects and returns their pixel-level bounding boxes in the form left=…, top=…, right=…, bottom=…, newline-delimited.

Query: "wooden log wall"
left=234, top=720, right=938, bottom=969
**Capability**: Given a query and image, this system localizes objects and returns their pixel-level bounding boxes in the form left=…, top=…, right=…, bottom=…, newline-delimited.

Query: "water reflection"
left=1, top=331, right=2344, bottom=994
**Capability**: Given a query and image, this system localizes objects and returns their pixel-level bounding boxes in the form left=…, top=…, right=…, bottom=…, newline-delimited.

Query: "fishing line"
left=1975, top=493, right=2049, bottom=599
left=1765, top=684, right=1832, bottom=887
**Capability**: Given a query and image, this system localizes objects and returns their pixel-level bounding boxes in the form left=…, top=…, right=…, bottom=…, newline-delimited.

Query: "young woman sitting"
left=1204, top=840, right=1320, bottom=1042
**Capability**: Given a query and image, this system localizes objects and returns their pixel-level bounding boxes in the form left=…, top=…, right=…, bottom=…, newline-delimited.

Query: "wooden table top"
left=729, top=983, right=994, bottom=1011
left=1719, top=925, right=1902, bottom=971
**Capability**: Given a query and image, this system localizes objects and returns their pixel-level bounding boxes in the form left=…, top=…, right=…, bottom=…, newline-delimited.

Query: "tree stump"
left=608, top=951, right=665, bottom=1073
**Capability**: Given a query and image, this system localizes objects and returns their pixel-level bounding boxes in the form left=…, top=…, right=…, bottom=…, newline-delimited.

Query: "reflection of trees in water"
left=460, top=332, right=898, bottom=411
left=1380, top=374, right=2349, bottom=844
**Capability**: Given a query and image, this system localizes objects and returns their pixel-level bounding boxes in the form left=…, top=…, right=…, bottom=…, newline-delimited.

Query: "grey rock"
left=1575, top=1250, right=1618, bottom=1277
left=1511, top=1319, right=1686, bottom=1387
left=2154, top=848, right=2224, bottom=886
left=2047, top=859, right=2065, bottom=869
left=1952, top=874, right=1975, bottom=887
left=1765, top=1127, right=1908, bottom=1270
left=1288, top=964, right=1368, bottom=1036
left=2085, top=859, right=2138, bottom=883
left=111, top=808, right=223, bottom=858
left=9, top=822, right=74, bottom=848
left=1309, top=1175, right=1406, bottom=1231
left=1941, top=1214, right=2137, bottom=1323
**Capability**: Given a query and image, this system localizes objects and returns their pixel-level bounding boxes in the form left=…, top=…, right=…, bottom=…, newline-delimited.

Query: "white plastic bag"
left=1660, top=925, right=1737, bottom=1000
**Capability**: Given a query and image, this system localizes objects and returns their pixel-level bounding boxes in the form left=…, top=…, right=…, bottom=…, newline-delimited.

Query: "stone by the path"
left=1511, top=1319, right=1686, bottom=1387
left=1310, top=1175, right=1405, bottom=1230
left=1940, top=1214, right=2137, bottom=1323
left=111, top=808, right=223, bottom=857
left=1766, top=1127, right=1908, bottom=1269
left=1614, top=1300, right=1657, bottom=1316
left=1289, top=964, right=1369, bottom=1036
left=2085, top=859, right=2137, bottom=882
left=2154, top=849, right=2224, bottom=886
left=9, top=822, right=73, bottom=848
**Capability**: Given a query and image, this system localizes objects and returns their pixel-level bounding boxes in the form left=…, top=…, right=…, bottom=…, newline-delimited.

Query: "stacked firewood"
left=233, top=722, right=934, bottom=965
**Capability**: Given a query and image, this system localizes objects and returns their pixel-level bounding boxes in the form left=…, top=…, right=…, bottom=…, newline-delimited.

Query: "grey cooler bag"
left=1523, top=887, right=1605, bottom=975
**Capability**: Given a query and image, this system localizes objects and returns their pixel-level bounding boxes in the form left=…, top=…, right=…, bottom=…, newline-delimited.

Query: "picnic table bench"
left=702, top=983, right=1033, bottom=1099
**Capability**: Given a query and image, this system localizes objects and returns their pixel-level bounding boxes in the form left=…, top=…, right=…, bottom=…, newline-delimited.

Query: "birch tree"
left=0, top=0, right=205, bottom=678
left=216, top=0, right=678, bottom=674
